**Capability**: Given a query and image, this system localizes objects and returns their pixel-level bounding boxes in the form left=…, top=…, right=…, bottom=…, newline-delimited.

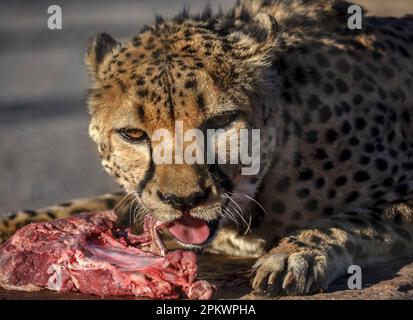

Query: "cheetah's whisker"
left=244, top=194, right=270, bottom=218
left=112, top=193, right=133, bottom=212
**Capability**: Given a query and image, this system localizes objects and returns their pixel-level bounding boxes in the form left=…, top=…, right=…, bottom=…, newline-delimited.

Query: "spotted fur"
left=2, top=0, right=413, bottom=296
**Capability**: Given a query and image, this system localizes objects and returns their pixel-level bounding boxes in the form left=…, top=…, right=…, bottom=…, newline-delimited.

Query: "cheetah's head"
left=85, top=10, right=279, bottom=247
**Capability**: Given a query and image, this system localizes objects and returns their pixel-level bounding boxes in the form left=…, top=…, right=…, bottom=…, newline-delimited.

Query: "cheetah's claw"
left=252, top=239, right=346, bottom=296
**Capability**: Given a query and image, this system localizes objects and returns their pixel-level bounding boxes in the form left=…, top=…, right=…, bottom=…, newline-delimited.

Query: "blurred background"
left=0, top=0, right=412, bottom=216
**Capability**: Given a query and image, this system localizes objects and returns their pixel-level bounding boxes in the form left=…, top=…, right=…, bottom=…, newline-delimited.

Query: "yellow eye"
left=118, top=128, right=148, bottom=143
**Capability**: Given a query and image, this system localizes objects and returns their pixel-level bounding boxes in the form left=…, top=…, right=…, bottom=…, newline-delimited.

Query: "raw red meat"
left=0, top=211, right=214, bottom=299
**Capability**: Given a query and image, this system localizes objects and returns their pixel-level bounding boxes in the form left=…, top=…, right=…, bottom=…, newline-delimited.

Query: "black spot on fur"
left=309, top=235, right=322, bottom=244
left=46, top=211, right=56, bottom=219
left=282, top=91, right=293, bottom=103
left=315, top=149, right=328, bottom=160
left=327, top=189, right=337, bottom=199
left=353, top=94, right=364, bottom=105
left=305, top=130, right=318, bottom=144
left=323, top=206, right=334, bottom=216
left=323, top=161, right=334, bottom=171
left=335, top=79, right=349, bottom=93
left=382, top=177, right=394, bottom=187
left=349, top=137, right=359, bottom=146
left=361, top=82, right=374, bottom=93
left=105, top=198, right=117, bottom=210
left=364, top=143, right=375, bottom=153
left=360, top=155, right=370, bottom=165
left=294, top=66, right=308, bottom=84
left=21, top=210, right=37, bottom=217
left=196, top=94, right=206, bottom=111
left=296, top=188, right=310, bottom=199
left=272, top=200, right=286, bottom=215
left=185, top=79, right=197, bottom=89
left=305, top=199, right=318, bottom=212
left=335, top=176, right=347, bottom=186
left=307, top=95, right=321, bottom=110
left=326, top=129, right=339, bottom=144
left=355, top=118, right=367, bottom=130
left=341, top=121, right=352, bottom=134
left=318, top=105, right=332, bottom=123
left=275, top=176, right=290, bottom=193
left=396, top=184, right=409, bottom=196
left=346, top=191, right=360, bottom=203
left=375, top=158, right=388, bottom=171
left=324, top=83, right=335, bottom=95
left=137, top=89, right=149, bottom=98
left=338, top=149, right=352, bottom=162
left=354, top=171, right=370, bottom=182
left=59, top=202, right=72, bottom=207
left=136, top=105, right=145, bottom=121
left=299, top=169, right=313, bottom=181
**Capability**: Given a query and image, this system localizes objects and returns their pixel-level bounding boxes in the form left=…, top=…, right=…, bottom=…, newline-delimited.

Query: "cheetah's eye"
left=117, top=128, right=149, bottom=144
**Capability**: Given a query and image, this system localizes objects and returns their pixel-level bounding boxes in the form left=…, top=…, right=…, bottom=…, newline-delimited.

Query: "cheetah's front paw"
left=252, top=238, right=348, bottom=296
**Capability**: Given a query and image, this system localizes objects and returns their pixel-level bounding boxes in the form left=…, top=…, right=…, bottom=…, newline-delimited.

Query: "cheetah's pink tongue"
left=167, top=213, right=210, bottom=245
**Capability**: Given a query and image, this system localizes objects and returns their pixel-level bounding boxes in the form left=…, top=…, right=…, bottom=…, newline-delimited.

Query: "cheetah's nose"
left=157, top=188, right=211, bottom=210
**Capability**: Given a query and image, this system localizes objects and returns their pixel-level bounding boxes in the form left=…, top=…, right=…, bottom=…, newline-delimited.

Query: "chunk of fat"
left=130, top=272, right=153, bottom=296
left=159, top=270, right=177, bottom=283
left=0, top=251, right=9, bottom=266
left=0, top=282, right=42, bottom=292
left=47, top=264, right=63, bottom=291
left=69, top=274, right=80, bottom=291
left=68, top=258, right=109, bottom=271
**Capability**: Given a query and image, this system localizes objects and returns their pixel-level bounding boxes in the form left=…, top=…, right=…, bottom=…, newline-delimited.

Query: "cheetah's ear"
left=217, top=13, right=279, bottom=93
left=248, top=12, right=278, bottom=42
left=85, top=33, right=119, bottom=80
left=228, top=12, right=278, bottom=59
left=230, top=11, right=278, bottom=44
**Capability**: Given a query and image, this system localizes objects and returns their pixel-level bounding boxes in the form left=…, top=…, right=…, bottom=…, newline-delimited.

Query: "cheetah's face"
left=85, top=17, right=277, bottom=246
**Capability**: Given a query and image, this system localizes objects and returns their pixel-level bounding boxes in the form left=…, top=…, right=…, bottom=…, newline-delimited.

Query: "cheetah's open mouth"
left=167, top=211, right=219, bottom=245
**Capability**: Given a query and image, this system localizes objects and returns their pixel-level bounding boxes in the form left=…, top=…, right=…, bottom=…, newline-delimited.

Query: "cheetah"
left=1, top=0, right=413, bottom=296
